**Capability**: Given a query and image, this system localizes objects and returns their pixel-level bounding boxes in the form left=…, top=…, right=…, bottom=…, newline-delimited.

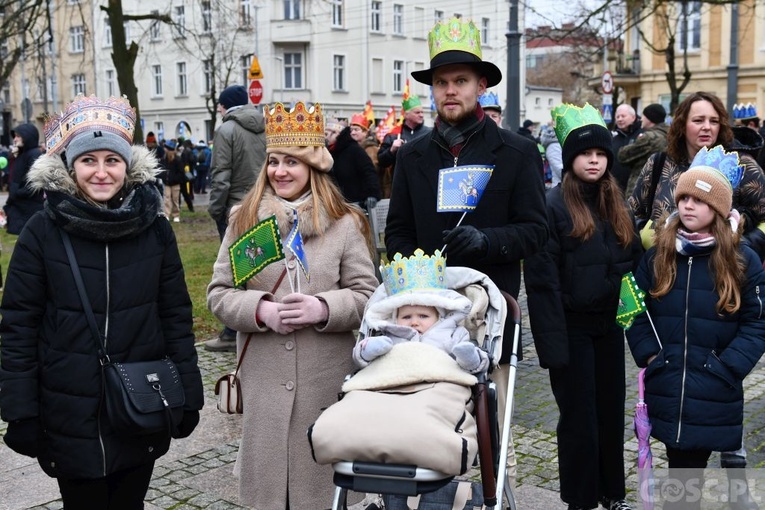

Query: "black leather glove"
left=442, top=226, right=488, bottom=257
left=4, top=419, right=41, bottom=458
left=366, top=197, right=378, bottom=210
left=173, top=410, right=200, bottom=439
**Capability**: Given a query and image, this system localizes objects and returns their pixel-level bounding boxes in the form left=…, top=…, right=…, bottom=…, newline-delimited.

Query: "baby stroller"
left=310, top=266, right=521, bottom=510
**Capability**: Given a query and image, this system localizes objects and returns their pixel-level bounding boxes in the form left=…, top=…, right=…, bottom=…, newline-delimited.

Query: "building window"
left=330, top=0, right=343, bottom=28
left=414, top=7, right=425, bottom=36
left=152, top=65, right=163, bottom=96
left=155, top=121, right=164, bottom=141
left=70, top=26, right=84, bottom=53
left=106, top=69, right=116, bottom=96
left=72, top=74, right=86, bottom=96
left=371, top=1, right=381, bottom=32
left=333, top=55, right=345, bottom=91
left=434, top=10, right=443, bottom=24
left=203, top=59, right=213, bottom=93
left=176, top=62, right=187, bottom=96
left=284, top=52, right=302, bottom=89
left=393, top=60, right=403, bottom=93
left=240, top=0, right=251, bottom=27
left=678, top=1, right=701, bottom=51
left=202, top=2, right=212, bottom=33
left=104, top=18, right=112, bottom=47
left=371, top=57, right=383, bottom=93
left=285, top=0, right=300, bottom=20
left=481, top=18, right=489, bottom=44
left=174, top=6, right=185, bottom=38
left=150, top=10, right=161, bottom=40
left=393, top=4, right=403, bottom=35
left=526, top=54, right=545, bottom=69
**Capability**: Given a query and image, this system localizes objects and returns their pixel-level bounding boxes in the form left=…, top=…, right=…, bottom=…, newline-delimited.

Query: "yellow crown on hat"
left=381, top=249, right=447, bottom=296
left=263, top=102, right=325, bottom=148
left=428, top=17, right=482, bottom=62
left=43, top=95, right=136, bottom=155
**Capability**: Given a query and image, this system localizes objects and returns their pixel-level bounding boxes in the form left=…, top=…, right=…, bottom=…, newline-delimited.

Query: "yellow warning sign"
left=248, top=56, right=264, bottom=80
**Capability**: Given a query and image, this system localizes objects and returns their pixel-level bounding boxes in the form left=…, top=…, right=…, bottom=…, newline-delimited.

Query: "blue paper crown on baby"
left=689, top=145, right=744, bottom=190
left=733, top=103, right=758, bottom=120
left=478, top=91, right=500, bottom=109
left=382, top=249, right=447, bottom=296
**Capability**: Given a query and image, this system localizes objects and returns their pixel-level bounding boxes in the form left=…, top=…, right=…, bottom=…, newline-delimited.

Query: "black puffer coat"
left=0, top=146, right=204, bottom=479
left=627, top=244, right=765, bottom=451
left=5, top=123, right=44, bottom=234
left=329, top=127, right=381, bottom=204
left=525, top=183, right=643, bottom=368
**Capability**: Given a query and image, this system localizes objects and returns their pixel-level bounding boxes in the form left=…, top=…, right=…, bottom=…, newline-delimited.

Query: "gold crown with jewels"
left=43, top=95, right=136, bottom=154
left=263, top=102, right=325, bottom=148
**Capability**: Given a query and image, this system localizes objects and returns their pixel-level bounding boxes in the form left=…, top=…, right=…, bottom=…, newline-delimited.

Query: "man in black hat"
left=384, top=17, right=548, bottom=501
left=517, top=119, right=538, bottom=143
left=617, top=103, right=669, bottom=195
left=206, top=84, right=267, bottom=352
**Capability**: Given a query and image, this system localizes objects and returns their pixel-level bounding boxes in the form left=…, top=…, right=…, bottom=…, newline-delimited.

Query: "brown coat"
left=208, top=189, right=378, bottom=509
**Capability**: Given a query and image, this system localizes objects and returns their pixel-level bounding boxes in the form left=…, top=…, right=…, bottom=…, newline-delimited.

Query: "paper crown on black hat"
left=733, top=103, right=758, bottom=121
left=479, top=91, right=501, bottom=112
left=411, top=17, right=502, bottom=87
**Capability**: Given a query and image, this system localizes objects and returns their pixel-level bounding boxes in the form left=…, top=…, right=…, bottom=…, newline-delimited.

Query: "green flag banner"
left=616, top=272, right=647, bottom=330
left=228, top=215, right=285, bottom=287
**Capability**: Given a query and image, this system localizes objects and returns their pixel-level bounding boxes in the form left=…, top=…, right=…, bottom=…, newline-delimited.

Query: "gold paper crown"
left=428, top=17, right=482, bottom=62
left=551, top=103, right=606, bottom=146
left=381, top=249, right=447, bottom=296
left=43, top=95, right=136, bottom=155
left=263, top=102, right=325, bottom=148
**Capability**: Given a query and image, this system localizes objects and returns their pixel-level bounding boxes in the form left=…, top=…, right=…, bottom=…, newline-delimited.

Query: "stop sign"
left=248, top=80, right=263, bottom=105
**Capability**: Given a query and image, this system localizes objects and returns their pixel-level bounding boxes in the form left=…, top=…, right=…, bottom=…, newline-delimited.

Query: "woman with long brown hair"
left=207, top=101, right=378, bottom=510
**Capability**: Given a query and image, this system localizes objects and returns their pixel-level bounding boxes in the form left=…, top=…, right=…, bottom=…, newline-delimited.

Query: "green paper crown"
left=402, top=95, right=422, bottom=111
left=551, top=103, right=607, bottom=146
left=428, top=17, right=482, bottom=62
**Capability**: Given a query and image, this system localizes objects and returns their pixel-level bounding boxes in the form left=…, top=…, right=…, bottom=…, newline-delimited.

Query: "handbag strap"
left=233, top=267, right=288, bottom=376
left=61, top=230, right=107, bottom=357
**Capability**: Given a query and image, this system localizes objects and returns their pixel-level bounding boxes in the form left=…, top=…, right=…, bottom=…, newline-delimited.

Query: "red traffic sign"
left=601, top=71, right=614, bottom=94
left=248, top=80, right=263, bottom=105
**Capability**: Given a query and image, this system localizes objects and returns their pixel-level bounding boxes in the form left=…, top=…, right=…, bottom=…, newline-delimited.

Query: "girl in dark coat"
left=525, top=103, right=642, bottom=510
left=4, top=123, right=44, bottom=234
left=626, top=146, right=765, bottom=506
left=0, top=95, right=204, bottom=509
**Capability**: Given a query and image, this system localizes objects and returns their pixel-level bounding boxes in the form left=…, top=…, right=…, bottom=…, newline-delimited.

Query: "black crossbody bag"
left=61, top=230, right=184, bottom=437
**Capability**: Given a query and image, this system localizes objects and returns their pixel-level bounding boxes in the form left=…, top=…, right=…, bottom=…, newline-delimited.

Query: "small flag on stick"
left=363, top=100, right=375, bottom=127
left=437, top=165, right=494, bottom=213
left=616, top=272, right=647, bottom=329
left=228, top=215, right=285, bottom=286
left=285, top=210, right=309, bottom=282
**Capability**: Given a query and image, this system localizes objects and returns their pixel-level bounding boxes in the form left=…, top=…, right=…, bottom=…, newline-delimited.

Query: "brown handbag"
left=214, top=267, right=287, bottom=414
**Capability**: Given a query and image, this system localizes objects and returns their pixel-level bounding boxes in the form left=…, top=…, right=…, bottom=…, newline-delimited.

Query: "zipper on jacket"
left=676, top=257, right=693, bottom=443
left=433, top=130, right=480, bottom=169
left=757, top=285, right=762, bottom=318
left=99, top=243, right=111, bottom=476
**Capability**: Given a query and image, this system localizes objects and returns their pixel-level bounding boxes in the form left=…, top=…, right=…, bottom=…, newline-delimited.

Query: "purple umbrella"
left=634, top=368, right=654, bottom=510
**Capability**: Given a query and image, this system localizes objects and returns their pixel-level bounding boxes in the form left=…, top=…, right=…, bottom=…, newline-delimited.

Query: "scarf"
left=44, top=183, right=163, bottom=242
left=435, top=105, right=485, bottom=156
left=673, top=209, right=740, bottom=256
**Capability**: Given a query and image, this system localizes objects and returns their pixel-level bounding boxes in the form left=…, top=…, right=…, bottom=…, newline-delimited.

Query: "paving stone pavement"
left=3, top=279, right=765, bottom=509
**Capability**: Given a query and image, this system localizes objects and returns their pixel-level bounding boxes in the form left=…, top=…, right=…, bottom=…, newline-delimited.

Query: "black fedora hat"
left=411, top=18, right=502, bottom=88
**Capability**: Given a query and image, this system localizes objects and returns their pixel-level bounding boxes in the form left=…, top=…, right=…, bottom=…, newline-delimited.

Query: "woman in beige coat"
left=207, top=101, right=378, bottom=510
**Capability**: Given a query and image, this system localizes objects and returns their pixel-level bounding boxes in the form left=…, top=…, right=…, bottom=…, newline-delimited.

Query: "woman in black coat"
left=4, top=123, right=44, bottom=234
left=328, top=126, right=381, bottom=210
left=0, top=96, right=204, bottom=509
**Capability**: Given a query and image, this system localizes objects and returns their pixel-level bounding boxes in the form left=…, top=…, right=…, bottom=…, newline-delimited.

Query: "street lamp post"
left=504, top=0, right=521, bottom=132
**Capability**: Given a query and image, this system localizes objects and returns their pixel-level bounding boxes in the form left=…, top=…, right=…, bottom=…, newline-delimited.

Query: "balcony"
left=270, top=19, right=312, bottom=44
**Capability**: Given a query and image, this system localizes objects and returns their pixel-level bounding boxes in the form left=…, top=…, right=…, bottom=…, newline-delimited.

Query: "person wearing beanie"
left=207, top=101, right=378, bottom=510
left=626, top=145, right=765, bottom=507
left=618, top=103, right=669, bottom=196
left=3, top=123, right=44, bottom=235
left=206, top=84, right=267, bottom=351
left=0, top=95, right=203, bottom=508
left=525, top=103, right=642, bottom=510
left=377, top=93, right=430, bottom=176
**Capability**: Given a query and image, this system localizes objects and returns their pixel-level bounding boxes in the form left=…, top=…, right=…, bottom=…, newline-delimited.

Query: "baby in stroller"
left=352, top=252, right=489, bottom=375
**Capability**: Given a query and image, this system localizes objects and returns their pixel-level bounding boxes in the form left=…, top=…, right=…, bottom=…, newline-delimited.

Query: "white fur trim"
left=364, top=289, right=471, bottom=330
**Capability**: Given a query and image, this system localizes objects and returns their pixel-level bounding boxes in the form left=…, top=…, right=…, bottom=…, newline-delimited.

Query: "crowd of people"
left=3, top=13, right=765, bottom=510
